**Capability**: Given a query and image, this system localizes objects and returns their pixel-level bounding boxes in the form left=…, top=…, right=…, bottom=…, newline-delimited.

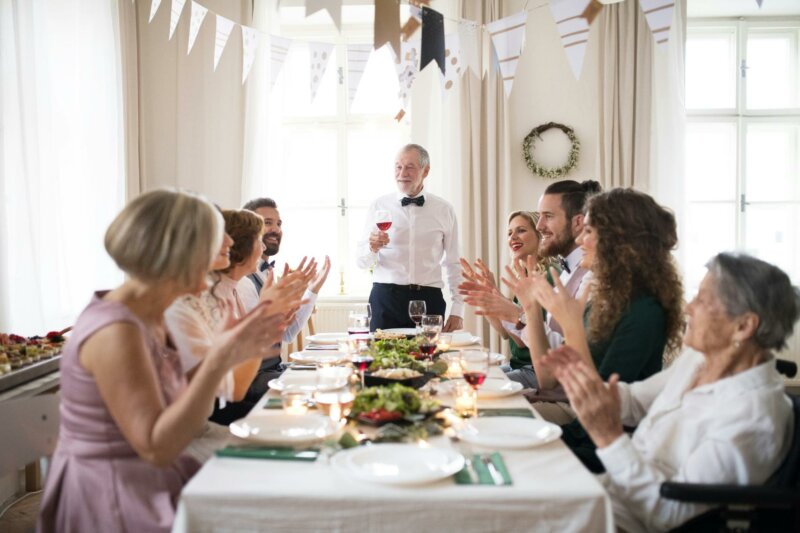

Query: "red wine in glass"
left=376, top=221, right=392, bottom=231
left=352, top=355, right=373, bottom=372
left=410, top=315, right=423, bottom=326
left=463, top=372, right=487, bottom=389
left=419, top=343, right=436, bottom=360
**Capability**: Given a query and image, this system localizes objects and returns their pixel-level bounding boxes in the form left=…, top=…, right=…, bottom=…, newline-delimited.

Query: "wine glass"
left=459, top=349, right=490, bottom=416
left=420, top=314, right=442, bottom=360
left=408, top=300, right=426, bottom=333
left=348, top=310, right=370, bottom=335
left=350, top=344, right=374, bottom=390
left=375, top=210, right=392, bottom=232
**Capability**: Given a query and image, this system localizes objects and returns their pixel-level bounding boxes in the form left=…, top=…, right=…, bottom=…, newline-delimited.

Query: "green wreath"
left=523, top=122, right=580, bottom=179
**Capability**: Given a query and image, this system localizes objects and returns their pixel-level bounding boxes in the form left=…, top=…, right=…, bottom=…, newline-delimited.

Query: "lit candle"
left=453, top=383, right=476, bottom=418
left=281, top=391, right=309, bottom=415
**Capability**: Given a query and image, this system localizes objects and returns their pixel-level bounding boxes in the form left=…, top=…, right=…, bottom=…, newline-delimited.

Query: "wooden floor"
left=0, top=491, right=41, bottom=533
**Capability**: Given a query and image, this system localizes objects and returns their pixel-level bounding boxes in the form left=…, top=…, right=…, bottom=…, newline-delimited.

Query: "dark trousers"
left=243, top=355, right=283, bottom=404
left=368, top=283, right=446, bottom=331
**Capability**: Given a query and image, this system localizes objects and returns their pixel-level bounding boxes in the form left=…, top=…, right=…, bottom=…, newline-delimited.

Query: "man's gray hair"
left=706, top=252, right=800, bottom=351
left=400, top=143, right=430, bottom=168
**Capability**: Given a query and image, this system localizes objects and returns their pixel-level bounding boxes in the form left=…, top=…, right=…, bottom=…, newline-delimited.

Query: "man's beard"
left=263, top=233, right=281, bottom=256
left=538, top=228, right=575, bottom=259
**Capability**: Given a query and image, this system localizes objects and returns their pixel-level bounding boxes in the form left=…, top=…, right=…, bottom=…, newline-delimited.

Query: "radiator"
left=312, top=299, right=369, bottom=334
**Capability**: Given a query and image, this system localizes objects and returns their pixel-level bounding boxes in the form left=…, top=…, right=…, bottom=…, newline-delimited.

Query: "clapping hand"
left=259, top=265, right=311, bottom=318
left=500, top=256, right=545, bottom=313
left=308, top=255, right=331, bottom=295
left=540, top=345, right=623, bottom=448
left=528, top=267, right=589, bottom=333
left=212, top=300, right=290, bottom=366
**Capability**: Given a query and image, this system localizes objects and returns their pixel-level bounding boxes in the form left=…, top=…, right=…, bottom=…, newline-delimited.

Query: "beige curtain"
left=125, top=0, right=252, bottom=207
left=596, top=0, right=654, bottom=189
left=458, top=1, right=512, bottom=355
left=116, top=0, right=141, bottom=200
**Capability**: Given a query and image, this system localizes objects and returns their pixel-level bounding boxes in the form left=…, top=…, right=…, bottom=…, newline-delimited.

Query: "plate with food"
left=457, top=417, right=562, bottom=449
left=229, top=413, right=339, bottom=446
left=364, top=368, right=434, bottom=390
left=332, top=443, right=464, bottom=486
left=349, top=383, right=441, bottom=426
left=375, top=328, right=418, bottom=339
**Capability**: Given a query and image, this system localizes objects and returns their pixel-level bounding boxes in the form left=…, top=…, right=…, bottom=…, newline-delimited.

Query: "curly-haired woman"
left=505, top=188, right=684, bottom=471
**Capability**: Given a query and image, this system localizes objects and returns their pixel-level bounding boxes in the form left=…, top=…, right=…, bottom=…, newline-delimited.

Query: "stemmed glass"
left=350, top=344, right=374, bottom=390
left=348, top=304, right=371, bottom=335
left=420, top=314, right=443, bottom=360
left=408, top=300, right=426, bottom=333
left=459, top=349, right=490, bottom=416
left=375, top=210, right=392, bottom=249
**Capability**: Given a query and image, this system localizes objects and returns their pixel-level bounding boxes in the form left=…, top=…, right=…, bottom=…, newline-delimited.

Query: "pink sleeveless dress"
left=37, top=293, right=200, bottom=533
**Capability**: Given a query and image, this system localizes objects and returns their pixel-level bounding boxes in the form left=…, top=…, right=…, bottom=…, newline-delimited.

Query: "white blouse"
left=596, top=348, right=793, bottom=532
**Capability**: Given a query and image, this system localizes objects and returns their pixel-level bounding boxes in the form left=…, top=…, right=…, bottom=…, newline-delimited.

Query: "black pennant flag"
left=420, top=6, right=445, bottom=75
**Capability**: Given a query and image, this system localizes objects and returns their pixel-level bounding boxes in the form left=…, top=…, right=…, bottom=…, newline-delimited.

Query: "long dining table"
left=172, top=346, right=614, bottom=533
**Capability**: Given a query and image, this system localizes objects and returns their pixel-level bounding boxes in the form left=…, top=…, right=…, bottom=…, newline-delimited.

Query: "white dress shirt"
left=356, top=188, right=464, bottom=317
left=236, top=260, right=319, bottom=343
left=596, top=348, right=793, bottom=532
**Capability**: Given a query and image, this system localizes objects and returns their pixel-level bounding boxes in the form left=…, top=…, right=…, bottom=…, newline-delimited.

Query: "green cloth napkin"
left=478, top=408, right=534, bottom=418
left=454, top=452, right=512, bottom=485
left=216, top=446, right=319, bottom=461
left=263, top=398, right=283, bottom=410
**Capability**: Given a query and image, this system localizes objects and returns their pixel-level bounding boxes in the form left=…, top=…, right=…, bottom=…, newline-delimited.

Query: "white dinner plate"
left=440, top=352, right=505, bottom=366
left=229, top=413, right=339, bottom=446
left=305, top=332, right=349, bottom=344
left=289, top=351, right=347, bottom=365
left=457, top=417, right=562, bottom=449
left=332, top=444, right=465, bottom=486
left=268, top=368, right=352, bottom=392
left=449, top=333, right=481, bottom=347
left=476, top=379, right=524, bottom=398
left=380, top=328, right=418, bottom=336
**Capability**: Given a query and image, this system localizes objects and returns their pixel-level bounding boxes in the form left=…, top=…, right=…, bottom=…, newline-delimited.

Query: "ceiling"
left=688, top=0, right=800, bottom=17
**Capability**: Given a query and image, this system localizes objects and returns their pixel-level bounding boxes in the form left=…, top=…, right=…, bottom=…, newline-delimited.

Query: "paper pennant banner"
left=420, top=6, right=445, bottom=75
left=375, top=0, right=401, bottom=59
left=394, top=40, right=420, bottom=111
left=270, top=35, right=292, bottom=89
left=346, top=44, right=372, bottom=104
left=486, top=11, right=528, bottom=97
left=400, top=1, right=427, bottom=41
left=442, top=33, right=462, bottom=91
left=241, top=25, right=259, bottom=84
left=756, top=0, right=763, bottom=6
left=213, top=14, right=235, bottom=71
left=169, top=0, right=187, bottom=40
left=639, top=0, right=675, bottom=48
left=306, top=0, right=343, bottom=33
left=149, top=0, right=163, bottom=23
left=309, top=41, right=335, bottom=102
left=458, top=22, right=480, bottom=78
left=581, top=0, right=604, bottom=24
left=187, top=1, right=208, bottom=55
left=550, top=0, right=591, bottom=80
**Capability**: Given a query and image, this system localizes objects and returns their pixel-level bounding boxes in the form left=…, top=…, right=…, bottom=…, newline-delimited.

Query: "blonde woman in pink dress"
left=37, top=190, right=292, bottom=533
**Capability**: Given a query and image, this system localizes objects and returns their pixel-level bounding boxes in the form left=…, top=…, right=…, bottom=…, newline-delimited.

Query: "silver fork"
left=448, top=430, right=478, bottom=483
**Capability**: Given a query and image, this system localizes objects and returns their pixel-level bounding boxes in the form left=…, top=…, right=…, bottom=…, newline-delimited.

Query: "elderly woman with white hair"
left=37, top=190, right=293, bottom=533
left=541, top=252, right=799, bottom=532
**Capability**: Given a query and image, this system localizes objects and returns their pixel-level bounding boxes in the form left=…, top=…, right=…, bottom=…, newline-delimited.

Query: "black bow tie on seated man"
left=558, top=257, right=571, bottom=274
left=259, top=260, right=276, bottom=272
left=401, top=196, right=425, bottom=207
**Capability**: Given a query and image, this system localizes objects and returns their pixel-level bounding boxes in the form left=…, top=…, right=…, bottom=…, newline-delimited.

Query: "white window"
left=685, top=21, right=800, bottom=292
left=264, top=5, right=410, bottom=298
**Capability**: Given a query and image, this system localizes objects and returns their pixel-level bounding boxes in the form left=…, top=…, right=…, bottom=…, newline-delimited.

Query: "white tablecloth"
left=173, top=367, right=613, bottom=533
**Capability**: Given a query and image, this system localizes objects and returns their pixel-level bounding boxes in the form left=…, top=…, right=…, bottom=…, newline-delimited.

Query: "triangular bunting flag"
left=187, top=1, right=208, bottom=55
left=241, top=25, right=259, bottom=84
left=346, top=44, right=372, bottom=104
left=639, top=0, right=675, bottom=48
left=400, top=2, right=427, bottom=41
left=375, top=0, right=401, bottom=59
left=756, top=0, right=764, bottom=6
left=442, top=33, right=462, bottom=91
left=458, top=22, right=480, bottom=78
left=394, top=40, right=420, bottom=111
left=550, top=0, right=591, bottom=80
left=309, top=42, right=335, bottom=102
left=306, top=0, right=343, bottom=33
left=486, top=11, right=528, bottom=97
left=213, top=15, right=235, bottom=71
left=270, top=35, right=293, bottom=89
left=149, top=0, right=163, bottom=23
left=169, top=0, right=187, bottom=40
left=581, top=0, right=604, bottom=24
left=420, top=6, right=445, bottom=76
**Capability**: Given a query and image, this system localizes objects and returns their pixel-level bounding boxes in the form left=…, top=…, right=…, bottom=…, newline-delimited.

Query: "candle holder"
left=281, top=389, right=310, bottom=416
left=452, top=380, right=477, bottom=418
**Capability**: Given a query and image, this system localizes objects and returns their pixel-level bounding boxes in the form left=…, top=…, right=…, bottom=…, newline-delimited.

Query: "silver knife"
left=481, top=455, right=505, bottom=485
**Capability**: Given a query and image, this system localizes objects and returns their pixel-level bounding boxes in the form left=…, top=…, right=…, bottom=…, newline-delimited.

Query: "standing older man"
left=357, top=144, right=463, bottom=332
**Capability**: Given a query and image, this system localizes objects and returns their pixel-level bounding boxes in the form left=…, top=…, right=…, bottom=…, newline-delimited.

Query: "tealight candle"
left=453, top=381, right=476, bottom=418
left=281, top=390, right=309, bottom=416
left=437, top=333, right=452, bottom=352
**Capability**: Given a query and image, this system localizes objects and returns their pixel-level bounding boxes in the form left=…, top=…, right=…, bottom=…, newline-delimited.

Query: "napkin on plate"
left=454, top=452, right=512, bottom=485
left=216, top=445, right=320, bottom=461
left=478, top=408, right=534, bottom=418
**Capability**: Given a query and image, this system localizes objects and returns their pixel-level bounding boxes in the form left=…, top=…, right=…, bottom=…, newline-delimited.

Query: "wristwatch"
left=514, top=310, right=527, bottom=331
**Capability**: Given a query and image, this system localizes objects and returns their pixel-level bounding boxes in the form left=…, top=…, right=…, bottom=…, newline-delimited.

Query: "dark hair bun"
left=581, top=180, right=602, bottom=194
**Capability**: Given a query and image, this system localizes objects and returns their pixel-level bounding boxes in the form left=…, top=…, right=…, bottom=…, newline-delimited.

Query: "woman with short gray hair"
left=541, top=252, right=799, bottom=531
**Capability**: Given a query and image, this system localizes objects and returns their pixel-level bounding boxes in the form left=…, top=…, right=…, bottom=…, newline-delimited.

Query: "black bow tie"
left=401, top=195, right=425, bottom=207
left=558, top=257, right=571, bottom=274
left=259, top=260, right=275, bottom=272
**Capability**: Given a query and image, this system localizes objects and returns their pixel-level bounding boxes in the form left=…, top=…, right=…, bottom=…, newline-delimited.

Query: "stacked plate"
left=229, top=414, right=339, bottom=446
left=332, top=444, right=465, bottom=485
left=456, top=417, right=562, bottom=449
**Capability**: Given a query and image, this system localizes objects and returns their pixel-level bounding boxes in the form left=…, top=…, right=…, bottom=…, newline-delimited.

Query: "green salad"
left=367, top=338, right=426, bottom=372
left=351, top=384, right=440, bottom=418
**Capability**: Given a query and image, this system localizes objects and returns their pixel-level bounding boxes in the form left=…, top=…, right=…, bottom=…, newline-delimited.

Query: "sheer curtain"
left=0, top=0, right=126, bottom=334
